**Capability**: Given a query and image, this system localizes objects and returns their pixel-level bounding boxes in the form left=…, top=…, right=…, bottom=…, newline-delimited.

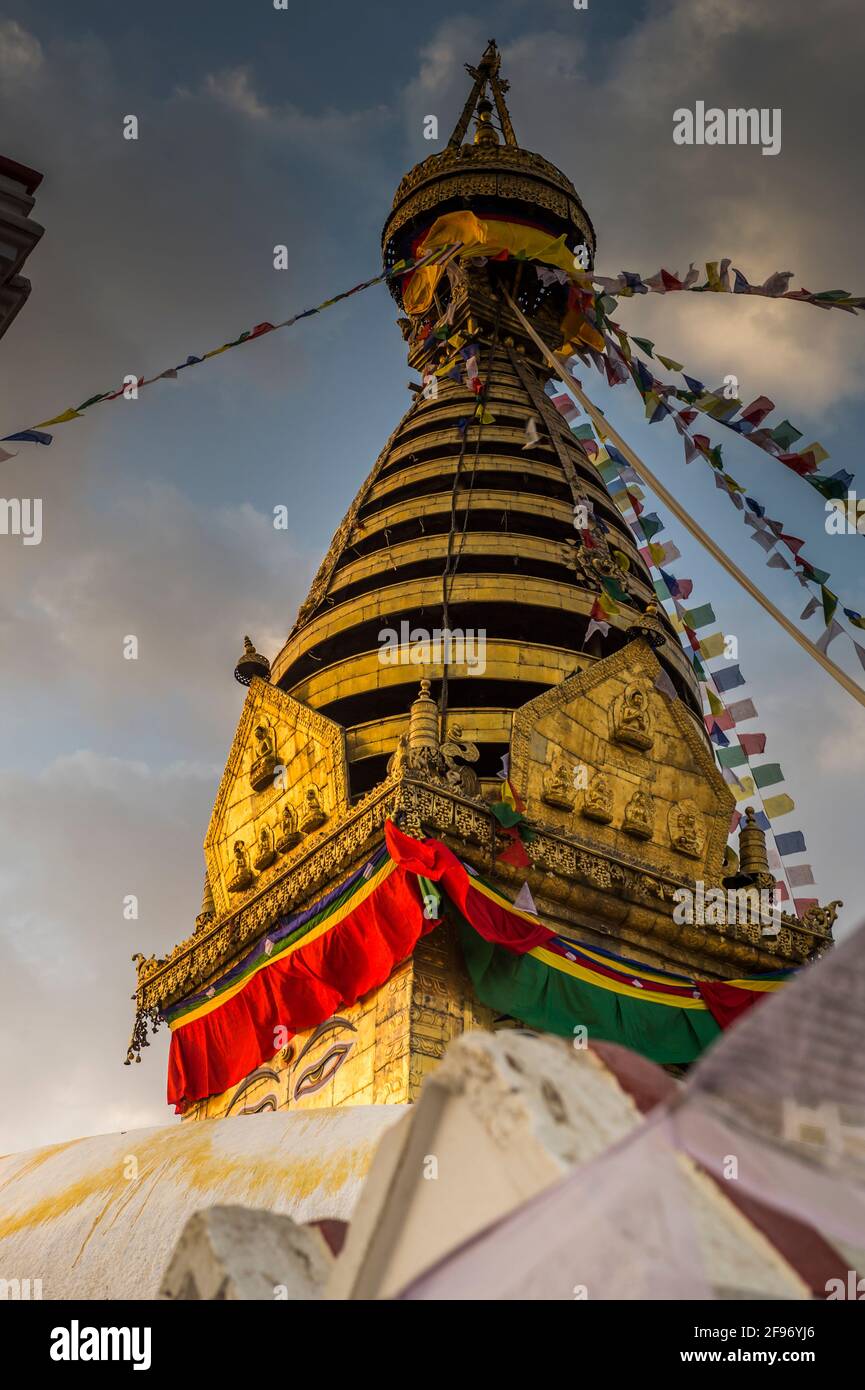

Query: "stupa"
left=127, top=40, right=837, bottom=1123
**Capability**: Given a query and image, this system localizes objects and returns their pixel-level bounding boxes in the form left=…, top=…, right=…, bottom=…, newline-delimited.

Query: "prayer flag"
left=775, top=830, right=807, bottom=856
left=752, top=763, right=784, bottom=789
left=726, top=698, right=757, bottom=723
left=738, top=733, right=766, bottom=756
left=786, top=865, right=815, bottom=888
left=714, top=665, right=745, bottom=693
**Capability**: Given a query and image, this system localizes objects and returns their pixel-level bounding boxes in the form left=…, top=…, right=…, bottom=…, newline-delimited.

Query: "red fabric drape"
left=167, top=863, right=432, bottom=1112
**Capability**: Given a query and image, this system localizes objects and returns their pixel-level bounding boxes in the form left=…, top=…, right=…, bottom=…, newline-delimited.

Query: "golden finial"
left=473, top=96, right=499, bottom=146
left=234, top=635, right=271, bottom=686
left=738, top=806, right=773, bottom=887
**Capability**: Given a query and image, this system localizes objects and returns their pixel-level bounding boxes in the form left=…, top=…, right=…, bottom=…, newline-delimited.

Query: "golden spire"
left=448, top=39, right=517, bottom=148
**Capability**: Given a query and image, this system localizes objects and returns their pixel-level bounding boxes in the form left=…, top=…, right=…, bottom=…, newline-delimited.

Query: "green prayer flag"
left=683, top=603, right=716, bottom=629
left=752, top=763, right=784, bottom=789
left=631, top=337, right=655, bottom=358
left=771, top=420, right=803, bottom=450
left=600, top=576, right=631, bottom=606
left=717, top=746, right=748, bottom=768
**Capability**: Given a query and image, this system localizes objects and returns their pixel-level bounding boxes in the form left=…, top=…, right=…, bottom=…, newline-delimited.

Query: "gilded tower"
left=129, top=42, right=836, bottom=1119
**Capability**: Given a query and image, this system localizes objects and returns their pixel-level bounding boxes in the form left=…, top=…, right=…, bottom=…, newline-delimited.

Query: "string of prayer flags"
left=542, top=377, right=812, bottom=908
left=620, top=329, right=855, bottom=507
left=1, top=244, right=463, bottom=453
left=608, top=334, right=865, bottom=663
left=590, top=261, right=865, bottom=316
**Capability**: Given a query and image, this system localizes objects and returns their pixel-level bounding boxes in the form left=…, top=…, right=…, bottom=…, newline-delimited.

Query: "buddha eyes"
left=291, top=1016, right=357, bottom=1100
left=293, top=1042, right=353, bottom=1100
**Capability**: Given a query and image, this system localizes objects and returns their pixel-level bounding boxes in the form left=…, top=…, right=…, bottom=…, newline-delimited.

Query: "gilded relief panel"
left=510, top=639, right=734, bottom=884
left=203, top=676, right=349, bottom=917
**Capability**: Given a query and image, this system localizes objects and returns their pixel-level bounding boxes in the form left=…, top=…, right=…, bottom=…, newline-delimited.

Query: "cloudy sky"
left=1, top=0, right=863, bottom=1152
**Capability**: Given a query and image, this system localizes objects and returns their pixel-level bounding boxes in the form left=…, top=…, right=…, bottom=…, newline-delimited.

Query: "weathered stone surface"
left=159, top=1205, right=332, bottom=1301
left=326, top=1031, right=809, bottom=1300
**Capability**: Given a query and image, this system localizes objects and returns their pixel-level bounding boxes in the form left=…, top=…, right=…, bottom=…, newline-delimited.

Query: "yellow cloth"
left=763, top=793, right=795, bottom=819
left=404, top=211, right=577, bottom=316
left=34, top=408, right=82, bottom=427
left=698, top=632, right=727, bottom=659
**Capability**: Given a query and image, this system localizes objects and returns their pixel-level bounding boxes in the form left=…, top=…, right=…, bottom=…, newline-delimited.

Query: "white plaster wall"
left=0, top=1106, right=405, bottom=1300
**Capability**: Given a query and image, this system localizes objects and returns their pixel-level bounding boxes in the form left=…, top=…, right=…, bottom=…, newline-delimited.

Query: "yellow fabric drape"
left=404, top=211, right=576, bottom=315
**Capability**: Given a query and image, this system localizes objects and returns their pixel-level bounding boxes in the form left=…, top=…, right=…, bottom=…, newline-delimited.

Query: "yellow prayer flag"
left=699, top=632, right=727, bottom=659
left=734, top=778, right=756, bottom=801
left=803, top=442, right=829, bottom=466
left=34, top=408, right=82, bottom=427
left=763, top=793, right=795, bottom=819
left=706, top=687, right=725, bottom=717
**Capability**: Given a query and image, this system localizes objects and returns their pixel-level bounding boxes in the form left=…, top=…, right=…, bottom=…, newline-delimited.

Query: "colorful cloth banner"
left=404, top=212, right=575, bottom=315
left=697, top=973, right=792, bottom=1030
left=165, top=843, right=433, bottom=1111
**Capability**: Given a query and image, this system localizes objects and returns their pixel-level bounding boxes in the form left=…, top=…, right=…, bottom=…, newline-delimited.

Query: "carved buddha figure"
left=253, top=824, right=276, bottom=872
left=227, top=839, right=254, bottom=892
left=612, top=682, right=653, bottom=752
left=582, top=770, right=614, bottom=824
left=249, top=721, right=278, bottom=792
left=623, top=788, right=654, bottom=840
left=542, top=756, right=575, bottom=811
left=669, top=799, right=704, bottom=859
left=275, top=802, right=302, bottom=855
left=300, top=786, right=327, bottom=834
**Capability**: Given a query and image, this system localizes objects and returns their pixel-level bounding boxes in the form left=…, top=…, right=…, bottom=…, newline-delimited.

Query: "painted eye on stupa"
left=292, top=1016, right=357, bottom=1101
left=225, top=1065, right=281, bottom=1116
